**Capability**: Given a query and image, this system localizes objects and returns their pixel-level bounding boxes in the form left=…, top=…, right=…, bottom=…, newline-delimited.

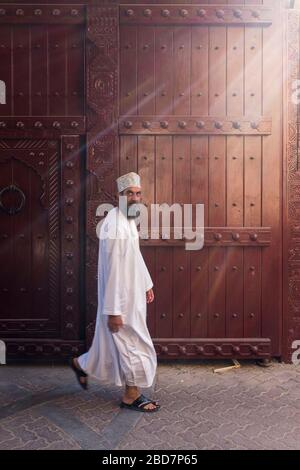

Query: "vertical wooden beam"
left=85, top=5, right=119, bottom=346
left=283, top=7, right=300, bottom=362
left=61, top=135, right=81, bottom=340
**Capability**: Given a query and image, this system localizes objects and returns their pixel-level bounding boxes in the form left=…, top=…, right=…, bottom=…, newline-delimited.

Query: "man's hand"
left=146, top=288, right=154, bottom=303
left=107, top=315, right=123, bottom=333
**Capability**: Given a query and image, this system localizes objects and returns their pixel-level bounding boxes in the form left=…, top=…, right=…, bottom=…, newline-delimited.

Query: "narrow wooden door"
left=0, top=4, right=85, bottom=359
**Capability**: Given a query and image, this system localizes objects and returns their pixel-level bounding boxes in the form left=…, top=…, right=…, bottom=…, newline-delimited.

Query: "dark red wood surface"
left=0, top=1, right=296, bottom=362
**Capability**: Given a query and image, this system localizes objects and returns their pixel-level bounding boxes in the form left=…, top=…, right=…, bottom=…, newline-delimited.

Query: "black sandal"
left=120, top=394, right=160, bottom=412
left=69, top=357, right=88, bottom=390
left=140, top=393, right=160, bottom=406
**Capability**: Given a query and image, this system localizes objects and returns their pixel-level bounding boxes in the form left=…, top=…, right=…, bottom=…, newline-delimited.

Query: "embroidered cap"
left=116, top=172, right=141, bottom=193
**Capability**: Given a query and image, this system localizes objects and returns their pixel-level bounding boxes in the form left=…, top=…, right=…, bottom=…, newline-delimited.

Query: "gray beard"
left=127, top=204, right=140, bottom=219
left=127, top=211, right=139, bottom=219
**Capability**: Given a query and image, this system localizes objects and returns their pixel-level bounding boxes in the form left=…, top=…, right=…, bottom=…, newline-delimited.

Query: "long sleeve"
left=102, top=237, right=128, bottom=316
left=138, top=249, right=153, bottom=291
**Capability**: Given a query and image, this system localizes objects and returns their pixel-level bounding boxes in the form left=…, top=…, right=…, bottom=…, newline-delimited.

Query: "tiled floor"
left=1, top=360, right=300, bottom=450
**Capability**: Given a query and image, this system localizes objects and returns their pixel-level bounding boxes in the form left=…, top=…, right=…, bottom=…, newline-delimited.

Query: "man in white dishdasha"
left=70, top=172, right=160, bottom=412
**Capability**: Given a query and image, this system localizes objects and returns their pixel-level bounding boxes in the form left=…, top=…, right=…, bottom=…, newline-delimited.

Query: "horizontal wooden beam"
left=154, top=338, right=271, bottom=359
left=119, top=116, right=272, bottom=136
left=0, top=4, right=85, bottom=24
left=0, top=116, right=86, bottom=135
left=140, top=227, right=272, bottom=247
left=120, top=4, right=273, bottom=26
left=5, top=339, right=85, bottom=360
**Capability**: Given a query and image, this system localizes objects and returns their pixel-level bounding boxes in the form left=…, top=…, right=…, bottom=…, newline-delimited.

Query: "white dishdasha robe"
left=78, top=206, right=157, bottom=387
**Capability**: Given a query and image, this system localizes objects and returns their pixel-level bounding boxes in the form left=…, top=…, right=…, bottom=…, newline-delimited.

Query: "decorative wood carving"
left=86, top=5, right=119, bottom=345
left=284, top=9, right=300, bottom=362
left=61, top=136, right=81, bottom=340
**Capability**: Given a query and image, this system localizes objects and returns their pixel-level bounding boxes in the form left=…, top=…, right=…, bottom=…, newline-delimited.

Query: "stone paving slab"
left=0, top=360, right=300, bottom=450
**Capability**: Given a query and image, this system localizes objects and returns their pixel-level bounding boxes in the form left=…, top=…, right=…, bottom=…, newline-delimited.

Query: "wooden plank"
left=209, top=26, right=226, bottom=115
left=120, top=25, right=137, bottom=116
left=155, top=135, right=172, bottom=205
left=245, top=25, right=262, bottom=115
left=137, top=135, right=155, bottom=210
left=208, top=14, right=229, bottom=344
left=244, top=248, right=262, bottom=337
left=48, top=24, right=67, bottom=115
left=0, top=25, right=12, bottom=115
left=226, top=247, right=244, bottom=337
left=66, top=25, right=84, bottom=116
left=142, top=246, right=156, bottom=336
left=13, top=25, right=30, bottom=115
left=227, top=25, right=244, bottom=116
left=208, top=247, right=226, bottom=337
left=173, top=247, right=190, bottom=338
left=155, top=26, right=173, bottom=115
left=244, top=136, right=262, bottom=227
left=227, top=136, right=244, bottom=227
left=155, top=248, right=173, bottom=337
left=243, top=0, right=263, bottom=347
left=191, top=136, right=209, bottom=227
left=119, top=135, right=137, bottom=175
left=190, top=248, right=209, bottom=337
left=173, top=136, right=190, bottom=237
left=11, top=159, right=31, bottom=319
left=209, top=136, right=226, bottom=227
left=173, top=136, right=190, bottom=204
left=173, top=26, right=191, bottom=115
left=137, top=25, right=155, bottom=115
left=191, top=25, right=208, bottom=115
left=31, top=25, right=48, bottom=115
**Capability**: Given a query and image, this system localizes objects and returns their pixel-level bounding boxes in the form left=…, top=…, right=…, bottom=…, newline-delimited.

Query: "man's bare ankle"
left=73, top=357, right=82, bottom=370
left=124, top=387, right=140, bottom=400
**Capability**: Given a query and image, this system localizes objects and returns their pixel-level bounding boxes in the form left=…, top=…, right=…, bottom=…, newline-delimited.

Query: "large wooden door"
left=86, top=1, right=283, bottom=360
left=0, top=3, right=85, bottom=359
left=0, top=1, right=292, bottom=362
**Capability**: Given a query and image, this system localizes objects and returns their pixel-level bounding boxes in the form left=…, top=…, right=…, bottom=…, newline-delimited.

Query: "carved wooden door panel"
left=86, top=1, right=283, bottom=360
left=0, top=140, right=59, bottom=338
left=0, top=138, right=83, bottom=357
left=0, top=4, right=85, bottom=359
left=284, top=5, right=300, bottom=363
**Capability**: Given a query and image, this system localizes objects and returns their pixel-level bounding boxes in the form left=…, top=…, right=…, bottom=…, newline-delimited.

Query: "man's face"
left=121, top=186, right=142, bottom=218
